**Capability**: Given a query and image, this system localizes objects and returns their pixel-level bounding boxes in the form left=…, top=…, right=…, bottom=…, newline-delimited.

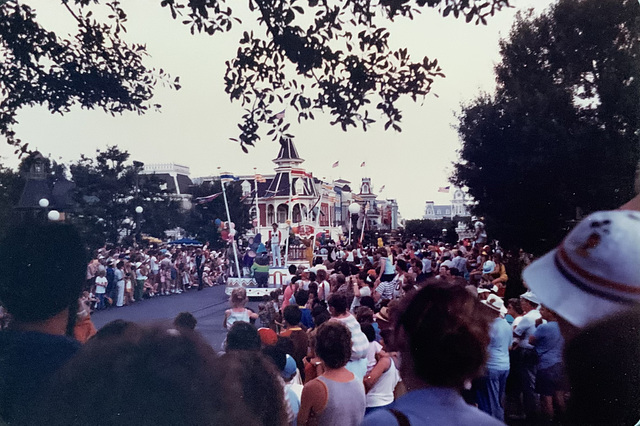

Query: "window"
left=267, top=205, right=275, bottom=224
left=277, top=204, right=288, bottom=223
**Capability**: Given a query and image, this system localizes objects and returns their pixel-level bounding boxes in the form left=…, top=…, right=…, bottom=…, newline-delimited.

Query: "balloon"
left=229, top=222, right=235, bottom=230
left=229, top=229, right=237, bottom=237
left=214, top=218, right=222, bottom=226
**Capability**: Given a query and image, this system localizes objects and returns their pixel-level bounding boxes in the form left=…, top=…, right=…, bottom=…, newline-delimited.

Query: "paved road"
left=91, top=285, right=260, bottom=350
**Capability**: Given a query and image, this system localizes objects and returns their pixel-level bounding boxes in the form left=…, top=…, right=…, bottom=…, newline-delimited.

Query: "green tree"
left=183, top=180, right=251, bottom=249
left=1, top=0, right=510, bottom=154
left=404, top=217, right=464, bottom=244
left=454, top=0, right=640, bottom=253
left=69, top=146, right=182, bottom=248
left=0, top=166, right=23, bottom=238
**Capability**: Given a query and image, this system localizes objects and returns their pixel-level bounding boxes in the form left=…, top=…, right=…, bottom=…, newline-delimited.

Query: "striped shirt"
left=334, top=314, right=369, bottom=361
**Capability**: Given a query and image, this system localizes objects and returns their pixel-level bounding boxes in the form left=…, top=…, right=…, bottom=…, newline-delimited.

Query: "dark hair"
left=358, top=270, right=369, bottom=282
left=174, top=312, right=197, bottom=330
left=355, top=306, right=374, bottom=324
left=262, top=345, right=287, bottom=372
left=316, top=269, right=327, bottom=281
left=315, top=322, right=351, bottom=369
left=311, top=303, right=331, bottom=327
left=294, top=289, right=309, bottom=307
left=226, top=322, right=261, bottom=351
left=328, top=293, right=348, bottom=315
left=308, top=272, right=316, bottom=282
left=507, top=298, right=523, bottom=315
left=359, top=296, right=375, bottom=311
left=396, top=259, right=408, bottom=272
left=288, top=265, right=298, bottom=275
left=32, top=324, right=255, bottom=426
left=218, top=351, right=287, bottom=426
left=0, top=223, right=87, bottom=322
left=283, top=305, right=302, bottom=326
left=361, top=322, right=376, bottom=343
left=396, top=283, right=490, bottom=389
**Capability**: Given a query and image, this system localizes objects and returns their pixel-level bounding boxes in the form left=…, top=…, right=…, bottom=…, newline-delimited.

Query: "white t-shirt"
left=366, top=359, right=401, bottom=408
left=514, top=309, right=541, bottom=350
left=95, top=276, right=107, bottom=294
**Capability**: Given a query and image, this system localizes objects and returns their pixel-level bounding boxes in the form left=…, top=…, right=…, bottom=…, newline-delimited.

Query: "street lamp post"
left=348, top=202, right=360, bottom=246
left=135, top=206, right=143, bottom=245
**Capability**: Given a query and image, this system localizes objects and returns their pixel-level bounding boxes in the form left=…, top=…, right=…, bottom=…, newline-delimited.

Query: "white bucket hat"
left=522, top=210, right=640, bottom=328
left=481, top=294, right=508, bottom=316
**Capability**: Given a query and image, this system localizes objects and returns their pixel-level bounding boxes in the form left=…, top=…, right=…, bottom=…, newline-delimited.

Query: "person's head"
left=315, top=321, right=351, bottom=369
left=316, top=269, right=327, bottom=282
left=230, top=287, right=247, bottom=308
left=335, top=274, right=346, bottom=287
left=311, top=303, right=331, bottom=327
left=0, top=223, right=86, bottom=326
left=33, top=324, right=254, bottom=425
left=288, top=264, right=297, bottom=275
left=360, top=322, right=376, bottom=343
left=283, top=305, right=302, bottom=327
left=507, top=298, right=523, bottom=316
left=355, top=306, right=374, bottom=324
left=218, top=351, right=287, bottom=426
left=522, top=210, right=640, bottom=330
left=520, top=291, right=539, bottom=313
left=308, top=271, right=316, bottom=282
left=359, top=296, right=375, bottom=311
left=396, top=259, right=408, bottom=274
left=174, top=312, right=197, bottom=330
left=439, top=265, right=450, bottom=277
left=272, top=223, right=278, bottom=230
left=394, top=282, right=491, bottom=390
left=327, top=293, right=348, bottom=316
left=226, top=321, right=261, bottom=351
left=294, top=289, right=309, bottom=307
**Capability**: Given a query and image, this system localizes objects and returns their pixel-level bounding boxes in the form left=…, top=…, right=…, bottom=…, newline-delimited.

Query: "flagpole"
left=221, top=178, right=241, bottom=278
left=254, top=167, right=260, bottom=237
left=311, top=192, right=322, bottom=255
left=360, top=202, right=367, bottom=246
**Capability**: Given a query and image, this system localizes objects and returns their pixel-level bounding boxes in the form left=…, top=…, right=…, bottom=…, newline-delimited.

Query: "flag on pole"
left=360, top=161, right=366, bottom=167
left=254, top=173, right=266, bottom=183
left=220, top=173, right=239, bottom=183
left=275, top=109, right=285, bottom=120
left=285, top=196, right=301, bottom=204
left=332, top=161, right=339, bottom=168
left=438, top=186, right=451, bottom=193
left=379, top=185, right=385, bottom=192
left=196, top=192, right=222, bottom=204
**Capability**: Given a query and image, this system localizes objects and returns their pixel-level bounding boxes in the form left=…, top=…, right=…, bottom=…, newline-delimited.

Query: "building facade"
left=423, top=187, right=473, bottom=220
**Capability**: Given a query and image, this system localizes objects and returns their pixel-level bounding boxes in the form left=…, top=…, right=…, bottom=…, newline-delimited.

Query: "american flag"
left=196, top=192, right=222, bottom=204
left=332, top=161, right=339, bottom=168
left=360, top=161, right=366, bottom=167
left=379, top=185, right=385, bottom=192
left=438, top=186, right=451, bottom=193
left=275, top=110, right=285, bottom=120
left=254, top=173, right=266, bottom=183
left=291, top=169, right=311, bottom=178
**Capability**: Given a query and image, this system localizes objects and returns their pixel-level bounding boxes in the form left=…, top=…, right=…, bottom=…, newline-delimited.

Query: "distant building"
left=423, top=187, right=472, bottom=220
left=139, top=163, right=193, bottom=210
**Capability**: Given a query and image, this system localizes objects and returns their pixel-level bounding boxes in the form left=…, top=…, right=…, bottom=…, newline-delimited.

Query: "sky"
left=1, top=0, right=557, bottom=219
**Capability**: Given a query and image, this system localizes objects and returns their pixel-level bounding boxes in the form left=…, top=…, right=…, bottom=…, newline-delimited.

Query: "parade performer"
left=269, top=223, right=283, bottom=268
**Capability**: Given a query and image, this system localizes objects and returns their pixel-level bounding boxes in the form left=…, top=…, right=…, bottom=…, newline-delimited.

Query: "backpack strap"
left=389, top=409, right=411, bottom=426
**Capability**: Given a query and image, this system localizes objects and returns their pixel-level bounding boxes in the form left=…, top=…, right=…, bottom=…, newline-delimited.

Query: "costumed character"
left=269, top=223, right=282, bottom=267
left=252, top=244, right=271, bottom=288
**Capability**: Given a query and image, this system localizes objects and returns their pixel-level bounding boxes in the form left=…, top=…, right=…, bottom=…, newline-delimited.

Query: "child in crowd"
left=94, top=269, right=108, bottom=310
left=223, top=287, right=258, bottom=329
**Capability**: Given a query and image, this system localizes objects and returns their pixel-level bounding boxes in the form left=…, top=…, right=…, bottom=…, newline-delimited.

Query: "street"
left=91, top=285, right=261, bottom=351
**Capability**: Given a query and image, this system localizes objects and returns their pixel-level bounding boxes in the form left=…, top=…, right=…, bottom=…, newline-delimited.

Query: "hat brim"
left=522, top=248, right=626, bottom=328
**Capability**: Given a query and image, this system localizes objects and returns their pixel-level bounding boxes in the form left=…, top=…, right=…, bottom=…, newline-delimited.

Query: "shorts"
left=536, top=363, right=567, bottom=396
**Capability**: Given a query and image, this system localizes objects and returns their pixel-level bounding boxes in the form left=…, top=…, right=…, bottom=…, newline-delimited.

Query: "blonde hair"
left=230, top=287, right=247, bottom=308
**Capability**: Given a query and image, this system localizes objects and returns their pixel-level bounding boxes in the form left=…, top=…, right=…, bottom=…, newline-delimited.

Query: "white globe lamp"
left=47, top=210, right=60, bottom=221
left=348, top=202, right=360, bottom=215
left=39, top=198, right=49, bottom=208
left=135, top=206, right=144, bottom=214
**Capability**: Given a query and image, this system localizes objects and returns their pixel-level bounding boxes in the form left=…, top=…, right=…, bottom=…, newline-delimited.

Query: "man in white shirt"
left=513, top=291, right=542, bottom=420
left=269, top=223, right=282, bottom=267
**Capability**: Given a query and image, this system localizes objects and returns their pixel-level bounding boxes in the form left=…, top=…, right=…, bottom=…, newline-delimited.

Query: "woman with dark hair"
left=362, top=283, right=503, bottom=426
left=298, top=322, right=366, bottom=426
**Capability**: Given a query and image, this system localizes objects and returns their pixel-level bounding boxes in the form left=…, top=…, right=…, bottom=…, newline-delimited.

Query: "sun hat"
left=520, top=291, right=539, bottom=305
left=522, top=210, right=640, bottom=328
left=482, top=260, right=496, bottom=274
left=482, top=294, right=508, bottom=316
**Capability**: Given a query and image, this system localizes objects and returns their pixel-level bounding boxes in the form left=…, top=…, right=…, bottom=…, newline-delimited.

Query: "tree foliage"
left=1, top=0, right=510, bottom=154
left=183, top=180, right=251, bottom=249
left=453, top=0, right=640, bottom=253
left=403, top=217, right=465, bottom=244
left=69, top=146, right=182, bottom=248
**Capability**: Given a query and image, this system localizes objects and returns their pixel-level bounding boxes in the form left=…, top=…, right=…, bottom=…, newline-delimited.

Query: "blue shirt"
left=486, top=317, right=512, bottom=371
left=533, top=322, right=564, bottom=370
left=361, top=387, right=505, bottom=426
